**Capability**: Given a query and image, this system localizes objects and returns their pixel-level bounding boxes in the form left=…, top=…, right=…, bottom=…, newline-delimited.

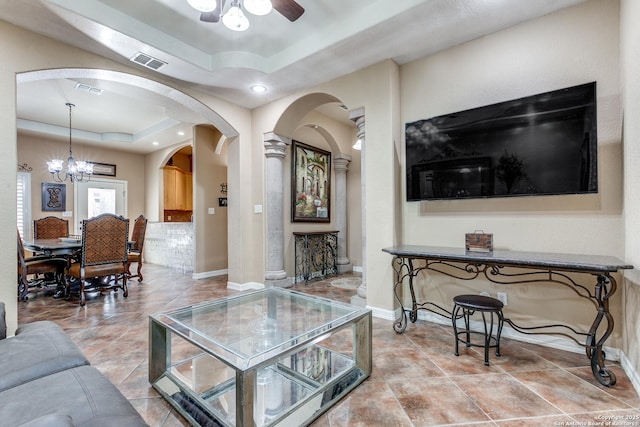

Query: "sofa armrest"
left=0, top=301, right=6, bottom=340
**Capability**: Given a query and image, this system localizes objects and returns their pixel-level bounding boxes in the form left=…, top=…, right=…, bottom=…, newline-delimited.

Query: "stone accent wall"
left=144, top=222, right=194, bottom=272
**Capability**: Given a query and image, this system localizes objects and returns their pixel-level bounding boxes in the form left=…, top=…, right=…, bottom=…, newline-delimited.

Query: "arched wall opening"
left=17, top=68, right=237, bottom=279
left=17, top=69, right=238, bottom=139
left=268, top=92, right=362, bottom=281
left=274, top=93, right=343, bottom=138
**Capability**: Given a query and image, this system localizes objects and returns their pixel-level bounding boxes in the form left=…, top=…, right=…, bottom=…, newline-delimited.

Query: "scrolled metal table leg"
left=586, top=274, right=617, bottom=386
left=393, top=309, right=408, bottom=334
left=407, top=259, right=419, bottom=323
left=392, top=257, right=409, bottom=334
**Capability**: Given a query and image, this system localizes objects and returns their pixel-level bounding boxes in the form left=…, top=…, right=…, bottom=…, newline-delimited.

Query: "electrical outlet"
left=497, top=292, right=508, bottom=306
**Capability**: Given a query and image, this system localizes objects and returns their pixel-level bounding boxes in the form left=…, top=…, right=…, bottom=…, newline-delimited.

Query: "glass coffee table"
left=149, top=288, right=372, bottom=427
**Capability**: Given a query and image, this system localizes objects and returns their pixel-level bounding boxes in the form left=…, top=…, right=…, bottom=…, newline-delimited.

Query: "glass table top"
left=151, top=288, right=369, bottom=370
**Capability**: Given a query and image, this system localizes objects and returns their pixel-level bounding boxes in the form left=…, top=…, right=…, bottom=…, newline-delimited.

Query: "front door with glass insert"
left=74, top=178, right=127, bottom=234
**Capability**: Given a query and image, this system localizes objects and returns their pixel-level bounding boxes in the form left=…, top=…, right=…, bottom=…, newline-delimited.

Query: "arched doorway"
left=265, top=93, right=363, bottom=290
left=17, top=68, right=237, bottom=278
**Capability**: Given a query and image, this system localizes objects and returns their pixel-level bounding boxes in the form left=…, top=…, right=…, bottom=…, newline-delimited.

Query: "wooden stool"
left=452, top=294, right=504, bottom=366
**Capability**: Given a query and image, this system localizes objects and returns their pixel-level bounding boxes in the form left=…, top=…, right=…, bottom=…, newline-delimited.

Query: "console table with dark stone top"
left=382, top=245, right=633, bottom=386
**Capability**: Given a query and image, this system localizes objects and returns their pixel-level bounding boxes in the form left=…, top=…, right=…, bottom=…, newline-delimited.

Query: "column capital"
left=263, top=132, right=291, bottom=159
left=349, top=108, right=365, bottom=148
left=348, top=107, right=365, bottom=123
left=335, top=153, right=352, bottom=163
left=334, top=154, right=352, bottom=172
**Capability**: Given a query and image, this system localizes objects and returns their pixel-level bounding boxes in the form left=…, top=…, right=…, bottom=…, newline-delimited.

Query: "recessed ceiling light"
left=250, top=84, right=267, bottom=93
left=152, top=141, right=159, bottom=146
left=178, top=131, right=185, bottom=136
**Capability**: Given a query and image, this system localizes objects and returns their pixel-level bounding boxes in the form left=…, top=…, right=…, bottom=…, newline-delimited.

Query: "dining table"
left=21, top=238, right=82, bottom=299
left=22, top=238, right=82, bottom=257
left=23, top=237, right=136, bottom=258
left=22, top=237, right=135, bottom=300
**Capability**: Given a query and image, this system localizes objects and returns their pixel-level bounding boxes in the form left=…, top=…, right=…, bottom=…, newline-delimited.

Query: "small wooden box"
left=465, top=232, right=493, bottom=252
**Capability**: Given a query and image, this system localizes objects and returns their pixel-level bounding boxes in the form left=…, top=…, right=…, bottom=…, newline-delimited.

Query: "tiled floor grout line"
left=448, top=373, right=497, bottom=425
left=502, top=369, right=573, bottom=421
left=562, top=367, right=638, bottom=411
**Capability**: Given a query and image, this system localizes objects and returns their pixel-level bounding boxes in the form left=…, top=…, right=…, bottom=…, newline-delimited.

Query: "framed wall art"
left=41, top=182, right=66, bottom=212
left=292, top=140, right=331, bottom=222
left=92, top=162, right=116, bottom=177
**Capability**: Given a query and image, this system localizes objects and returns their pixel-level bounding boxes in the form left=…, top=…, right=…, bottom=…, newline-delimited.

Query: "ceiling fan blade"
left=272, top=0, right=304, bottom=22
left=200, top=0, right=225, bottom=23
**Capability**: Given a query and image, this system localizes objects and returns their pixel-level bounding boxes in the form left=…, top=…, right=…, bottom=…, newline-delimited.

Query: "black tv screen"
left=405, top=82, right=597, bottom=201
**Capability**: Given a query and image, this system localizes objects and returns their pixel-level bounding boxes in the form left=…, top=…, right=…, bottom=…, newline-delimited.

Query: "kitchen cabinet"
left=163, top=166, right=192, bottom=211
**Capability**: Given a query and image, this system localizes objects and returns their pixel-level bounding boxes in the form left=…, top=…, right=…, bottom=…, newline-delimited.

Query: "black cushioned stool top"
left=453, top=294, right=504, bottom=311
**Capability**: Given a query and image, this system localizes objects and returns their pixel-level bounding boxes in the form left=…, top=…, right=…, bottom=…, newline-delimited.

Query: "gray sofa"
left=0, top=302, right=148, bottom=426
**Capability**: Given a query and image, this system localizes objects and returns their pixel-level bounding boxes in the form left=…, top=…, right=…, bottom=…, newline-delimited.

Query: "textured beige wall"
left=621, top=0, right=640, bottom=378
left=623, top=272, right=640, bottom=381
left=194, top=125, right=228, bottom=273
left=18, top=133, right=146, bottom=237
left=399, top=0, right=624, bottom=347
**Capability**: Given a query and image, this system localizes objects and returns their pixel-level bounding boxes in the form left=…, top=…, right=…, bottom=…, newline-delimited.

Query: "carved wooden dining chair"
left=33, top=216, right=69, bottom=239
left=126, top=215, right=148, bottom=282
left=67, top=214, right=129, bottom=306
left=17, top=229, right=67, bottom=301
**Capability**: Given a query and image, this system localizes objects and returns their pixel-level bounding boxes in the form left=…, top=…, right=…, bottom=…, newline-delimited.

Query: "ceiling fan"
left=198, top=0, right=304, bottom=24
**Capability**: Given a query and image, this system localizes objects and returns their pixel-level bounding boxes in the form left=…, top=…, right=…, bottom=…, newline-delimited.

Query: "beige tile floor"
left=17, top=264, right=640, bottom=427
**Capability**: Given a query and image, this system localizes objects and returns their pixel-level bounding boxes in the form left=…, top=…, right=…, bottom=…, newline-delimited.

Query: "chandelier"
left=47, top=103, right=93, bottom=183
left=187, top=0, right=273, bottom=31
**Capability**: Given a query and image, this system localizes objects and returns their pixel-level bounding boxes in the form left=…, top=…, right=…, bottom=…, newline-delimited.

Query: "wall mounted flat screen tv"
left=405, top=82, right=597, bottom=202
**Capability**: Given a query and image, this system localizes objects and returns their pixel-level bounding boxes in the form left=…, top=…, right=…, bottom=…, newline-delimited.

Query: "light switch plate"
left=208, top=207, right=215, bottom=214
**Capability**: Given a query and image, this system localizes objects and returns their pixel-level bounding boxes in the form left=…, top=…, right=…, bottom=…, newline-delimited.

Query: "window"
left=17, top=172, right=32, bottom=239
left=87, top=187, right=116, bottom=218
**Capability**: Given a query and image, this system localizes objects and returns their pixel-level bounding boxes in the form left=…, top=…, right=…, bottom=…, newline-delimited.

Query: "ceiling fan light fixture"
left=223, top=2, right=250, bottom=31
left=186, top=0, right=218, bottom=12
left=244, top=0, right=272, bottom=16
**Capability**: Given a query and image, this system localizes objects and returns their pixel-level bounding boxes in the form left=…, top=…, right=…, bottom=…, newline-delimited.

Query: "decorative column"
left=263, top=132, right=291, bottom=288
left=349, top=108, right=367, bottom=306
left=334, top=153, right=352, bottom=273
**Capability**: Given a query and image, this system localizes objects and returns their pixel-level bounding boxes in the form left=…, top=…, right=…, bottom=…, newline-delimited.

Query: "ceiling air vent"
left=130, top=52, right=167, bottom=70
left=74, top=82, right=103, bottom=95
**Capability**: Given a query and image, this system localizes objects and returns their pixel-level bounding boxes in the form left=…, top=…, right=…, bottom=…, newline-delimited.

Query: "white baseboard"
left=353, top=265, right=363, bottom=273
left=227, top=281, right=264, bottom=291
left=191, top=269, right=228, bottom=279
left=367, top=306, right=397, bottom=321
left=415, top=310, right=621, bottom=359
left=620, top=350, right=640, bottom=395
